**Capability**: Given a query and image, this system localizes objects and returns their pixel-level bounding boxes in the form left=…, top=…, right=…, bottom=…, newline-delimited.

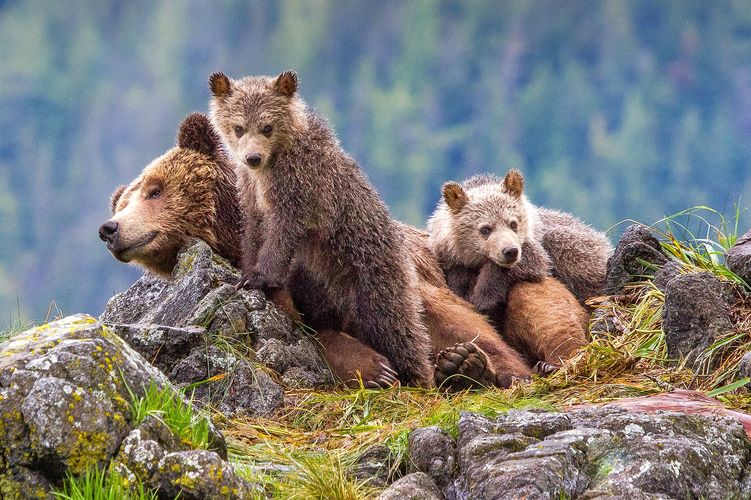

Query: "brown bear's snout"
left=245, top=153, right=262, bottom=168
left=501, top=246, right=519, bottom=263
left=98, top=220, right=119, bottom=243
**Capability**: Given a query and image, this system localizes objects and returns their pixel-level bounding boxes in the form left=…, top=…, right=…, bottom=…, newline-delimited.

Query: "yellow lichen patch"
left=65, top=429, right=113, bottom=475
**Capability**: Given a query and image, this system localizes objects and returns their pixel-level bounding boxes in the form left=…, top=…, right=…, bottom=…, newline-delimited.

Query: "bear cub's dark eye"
left=261, top=124, right=273, bottom=136
left=147, top=187, right=161, bottom=199
left=234, top=125, right=244, bottom=138
left=479, top=225, right=492, bottom=236
left=509, top=221, right=518, bottom=231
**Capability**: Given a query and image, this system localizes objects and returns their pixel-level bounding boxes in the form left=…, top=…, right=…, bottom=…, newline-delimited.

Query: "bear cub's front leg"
left=469, top=240, right=551, bottom=313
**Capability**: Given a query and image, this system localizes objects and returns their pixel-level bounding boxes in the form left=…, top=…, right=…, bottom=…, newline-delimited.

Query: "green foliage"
left=127, top=382, right=212, bottom=450
left=3, top=2, right=751, bottom=319
left=650, top=205, right=749, bottom=289
left=53, top=466, right=156, bottom=500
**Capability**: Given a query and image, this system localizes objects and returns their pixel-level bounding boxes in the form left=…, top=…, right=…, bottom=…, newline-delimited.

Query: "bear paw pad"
left=434, top=342, right=496, bottom=391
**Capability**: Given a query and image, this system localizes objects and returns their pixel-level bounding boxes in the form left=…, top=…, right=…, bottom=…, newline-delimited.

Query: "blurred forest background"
left=2, top=0, right=751, bottom=321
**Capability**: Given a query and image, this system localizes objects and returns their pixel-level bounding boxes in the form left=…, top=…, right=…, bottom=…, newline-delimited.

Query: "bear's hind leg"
left=315, top=329, right=399, bottom=388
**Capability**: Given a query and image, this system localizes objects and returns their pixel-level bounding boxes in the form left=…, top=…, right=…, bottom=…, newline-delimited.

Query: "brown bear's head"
left=99, top=113, right=242, bottom=277
left=428, top=170, right=537, bottom=269
left=208, top=70, right=305, bottom=172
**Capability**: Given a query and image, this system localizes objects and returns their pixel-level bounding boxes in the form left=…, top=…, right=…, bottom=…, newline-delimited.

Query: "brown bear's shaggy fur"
left=209, top=70, right=434, bottom=385
left=283, top=224, right=532, bottom=388
left=100, top=113, right=242, bottom=276
left=504, top=278, right=589, bottom=367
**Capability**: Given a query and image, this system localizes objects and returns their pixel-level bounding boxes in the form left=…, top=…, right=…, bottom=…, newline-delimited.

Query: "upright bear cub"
left=101, top=113, right=402, bottom=387
left=209, top=70, right=436, bottom=386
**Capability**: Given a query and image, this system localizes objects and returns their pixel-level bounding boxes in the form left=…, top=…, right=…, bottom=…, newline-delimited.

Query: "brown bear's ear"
left=274, top=70, right=298, bottom=97
left=110, top=185, right=126, bottom=214
left=209, top=72, right=232, bottom=97
left=503, top=169, right=524, bottom=198
left=442, top=182, right=468, bottom=212
left=177, top=112, right=221, bottom=157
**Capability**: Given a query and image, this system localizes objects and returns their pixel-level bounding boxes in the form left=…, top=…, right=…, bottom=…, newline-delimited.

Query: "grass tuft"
left=128, top=382, right=212, bottom=449
left=53, top=466, right=156, bottom=500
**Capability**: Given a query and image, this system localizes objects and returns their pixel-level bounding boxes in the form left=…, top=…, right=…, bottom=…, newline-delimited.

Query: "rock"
left=101, top=240, right=334, bottom=389
left=108, top=323, right=206, bottom=374
left=0, top=467, right=52, bottom=500
left=378, top=472, right=443, bottom=500
left=0, top=315, right=169, bottom=488
left=726, top=229, right=751, bottom=285
left=169, top=344, right=284, bottom=417
left=408, top=427, right=456, bottom=491
left=0, top=314, right=248, bottom=499
left=740, top=352, right=751, bottom=383
left=435, top=406, right=751, bottom=499
left=155, top=449, right=259, bottom=499
left=605, top=224, right=668, bottom=294
left=352, top=444, right=392, bottom=487
left=662, top=272, right=735, bottom=371
left=653, top=260, right=682, bottom=293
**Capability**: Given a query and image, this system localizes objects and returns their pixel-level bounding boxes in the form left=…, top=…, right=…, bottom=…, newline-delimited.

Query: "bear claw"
left=362, top=361, right=399, bottom=389
left=533, top=361, right=559, bottom=376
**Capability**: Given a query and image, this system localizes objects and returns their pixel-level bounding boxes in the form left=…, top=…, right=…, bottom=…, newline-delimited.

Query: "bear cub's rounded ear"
left=503, top=169, right=524, bottom=198
left=274, top=70, right=298, bottom=97
left=110, top=184, right=126, bottom=214
left=442, top=181, right=468, bottom=212
left=209, top=72, right=232, bottom=97
left=177, top=112, right=222, bottom=158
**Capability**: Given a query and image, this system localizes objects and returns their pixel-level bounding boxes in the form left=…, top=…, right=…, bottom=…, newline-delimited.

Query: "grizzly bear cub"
left=429, top=170, right=612, bottom=309
left=428, top=170, right=610, bottom=368
left=209, top=70, right=434, bottom=386
left=434, top=170, right=552, bottom=318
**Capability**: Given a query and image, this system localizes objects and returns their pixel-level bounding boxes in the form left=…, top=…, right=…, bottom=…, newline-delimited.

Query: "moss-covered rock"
left=409, top=407, right=751, bottom=499
left=0, top=314, right=170, bottom=495
left=155, top=449, right=259, bottom=499
left=0, top=314, right=257, bottom=498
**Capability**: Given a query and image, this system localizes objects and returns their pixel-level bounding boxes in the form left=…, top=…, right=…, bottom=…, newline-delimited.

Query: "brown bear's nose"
left=98, top=220, right=119, bottom=242
left=246, top=153, right=262, bottom=167
left=502, top=246, right=519, bottom=262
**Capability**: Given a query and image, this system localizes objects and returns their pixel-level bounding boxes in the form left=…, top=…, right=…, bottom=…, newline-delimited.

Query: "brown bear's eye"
left=234, top=125, right=244, bottom=138
left=147, top=187, right=161, bottom=199
left=509, top=221, right=518, bottom=231
left=479, top=225, right=492, bottom=236
left=261, top=124, right=273, bottom=136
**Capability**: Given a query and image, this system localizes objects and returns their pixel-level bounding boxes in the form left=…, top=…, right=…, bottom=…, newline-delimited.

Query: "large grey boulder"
left=0, top=314, right=168, bottom=493
left=662, top=272, right=735, bottom=371
left=100, top=240, right=334, bottom=396
left=0, top=315, right=256, bottom=499
left=407, top=406, right=751, bottom=500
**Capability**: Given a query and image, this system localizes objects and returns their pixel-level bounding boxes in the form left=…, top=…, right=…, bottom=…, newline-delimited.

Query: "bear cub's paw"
left=237, top=269, right=284, bottom=291
left=434, top=342, right=498, bottom=391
